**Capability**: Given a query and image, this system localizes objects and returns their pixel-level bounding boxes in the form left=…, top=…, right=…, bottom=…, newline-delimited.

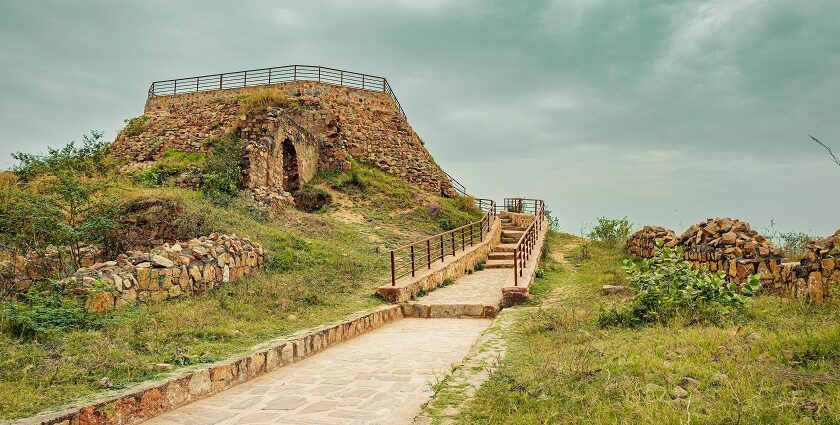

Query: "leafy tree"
left=11, top=131, right=111, bottom=182
left=588, top=217, right=632, bottom=247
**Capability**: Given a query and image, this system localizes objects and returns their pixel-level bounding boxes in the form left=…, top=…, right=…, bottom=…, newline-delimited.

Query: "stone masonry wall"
left=625, top=218, right=838, bottom=302
left=111, top=81, right=454, bottom=196
left=625, top=226, right=678, bottom=258
left=59, top=233, right=267, bottom=312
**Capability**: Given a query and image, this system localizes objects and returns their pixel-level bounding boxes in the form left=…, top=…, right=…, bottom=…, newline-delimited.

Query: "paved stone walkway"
left=405, top=269, right=510, bottom=318
left=144, top=318, right=490, bottom=425
left=416, top=269, right=508, bottom=307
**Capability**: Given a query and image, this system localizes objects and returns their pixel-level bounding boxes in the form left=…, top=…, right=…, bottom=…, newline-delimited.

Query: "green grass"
left=0, top=163, right=480, bottom=420
left=459, top=231, right=840, bottom=424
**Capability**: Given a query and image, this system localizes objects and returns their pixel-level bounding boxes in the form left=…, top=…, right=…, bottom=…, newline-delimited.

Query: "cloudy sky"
left=1, top=0, right=839, bottom=235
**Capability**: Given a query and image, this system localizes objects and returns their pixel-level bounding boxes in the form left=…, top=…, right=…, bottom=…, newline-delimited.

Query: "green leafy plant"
left=201, top=134, right=242, bottom=202
left=598, top=245, right=760, bottom=328
left=1, top=291, right=100, bottom=338
left=123, top=116, right=149, bottom=137
left=587, top=217, right=632, bottom=247
left=11, top=131, right=111, bottom=182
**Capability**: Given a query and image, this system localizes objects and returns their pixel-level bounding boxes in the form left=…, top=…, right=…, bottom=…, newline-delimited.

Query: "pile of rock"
left=794, top=230, right=840, bottom=302
left=625, top=226, right=678, bottom=258
left=677, top=217, right=784, bottom=284
left=625, top=218, right=838, bottom=302
left=60, top=233, right=266, bottom=312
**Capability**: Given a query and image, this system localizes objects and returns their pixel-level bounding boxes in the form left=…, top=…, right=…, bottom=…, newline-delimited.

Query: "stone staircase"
left=485, top=216, right=525, bottom=269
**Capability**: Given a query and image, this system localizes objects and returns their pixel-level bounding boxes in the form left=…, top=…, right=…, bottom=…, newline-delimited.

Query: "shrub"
left=238, top=89, right=299, bottom=114
left=0, top=173, right=118, bottom=272
left=123, top=115, right=149, bottom=137
left=201, top=134, right=242, bottom=202
left=1, top=291, right=100, bottom=338
left=598, top=245, right=760, bottom=328
left=776, top=232, right=815, bottom=261
left=474, top=261, right=486, bottom=271
left=587, top=217, right=632, bottom=246
left=136, top=150, right=206, bottom=187
left=293, top=186, right=333, bottom=212
left=11, top=131, right=111, bottom=182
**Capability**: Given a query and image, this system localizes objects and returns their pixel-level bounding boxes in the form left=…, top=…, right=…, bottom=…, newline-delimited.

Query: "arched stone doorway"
left=282, top=139, right=301, bottom=192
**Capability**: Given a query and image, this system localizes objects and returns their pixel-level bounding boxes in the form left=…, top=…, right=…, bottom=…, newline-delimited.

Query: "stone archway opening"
left=282, top=139, right=301, bottom=192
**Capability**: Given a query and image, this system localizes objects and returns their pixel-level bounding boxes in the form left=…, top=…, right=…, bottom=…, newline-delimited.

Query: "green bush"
left=201, top=135, right=242, bottom=202
left=777, top=232, right=815, bottom=260
left=11, top=131, right=111, bottom=182
left=598, top=245, right=760, bottom=328
left=136, top=150, right=207, bottom=187
left=292, top=186, right=333, bottom=212
left=1, top=292, right=100, bottom=338
left=588, top=217, right=632, bottom=246
left=123, top=116, right=149, bottom=137
left=0, top=173, right=118, bottom=271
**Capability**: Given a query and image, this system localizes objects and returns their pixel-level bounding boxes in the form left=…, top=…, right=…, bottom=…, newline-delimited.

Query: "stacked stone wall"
left=625, top=218, right=837, bottom=302
left=111, top=81, right=454, bottom=196
left=58, top=233, right=266, bottom=312
left=625, top=226, right=677, bottom=258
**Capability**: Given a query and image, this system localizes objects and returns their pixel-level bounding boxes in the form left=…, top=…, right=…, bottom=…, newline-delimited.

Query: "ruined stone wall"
left=59, top=233, right=267, bottom=312
left=111, top=81, right=454, bottom=195
left=625, top=226, right=677, bottom=257
left=625, top=218, right=838, bottom=302
left=240, top=109, right=319, bottom=193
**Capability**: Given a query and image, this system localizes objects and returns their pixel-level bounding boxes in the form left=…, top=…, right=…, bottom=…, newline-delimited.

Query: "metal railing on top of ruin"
left=506, top=198, right=546, bottom=286
left=389, top=199, right=497, bottom=286
left=442, top=170, right=467, bottom=197
left=147, top=64, right=407, bottom=120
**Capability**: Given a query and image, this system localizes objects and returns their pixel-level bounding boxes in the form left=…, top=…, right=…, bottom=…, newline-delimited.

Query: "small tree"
left=588, top=217, right=632, bottom=247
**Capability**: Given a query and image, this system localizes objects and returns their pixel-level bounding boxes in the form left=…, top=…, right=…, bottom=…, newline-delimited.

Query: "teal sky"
left=1, top=0, right=839, bottom=235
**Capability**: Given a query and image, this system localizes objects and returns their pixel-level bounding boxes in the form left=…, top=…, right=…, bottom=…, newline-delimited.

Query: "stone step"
left=502, top=225, right=528, bottom=232
left=501, top=237, right=519, bottom=244
left=493, top=243, right=518, bottom=252
left=502, top=230, right=525, bottom=237
left=484, top=260, right=514, bottom=269
left=488, top=252, right=514, bottom=260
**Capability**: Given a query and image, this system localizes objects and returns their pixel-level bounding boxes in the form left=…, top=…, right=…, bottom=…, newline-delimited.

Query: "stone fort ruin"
left=112, top=65, right=459, bottom=204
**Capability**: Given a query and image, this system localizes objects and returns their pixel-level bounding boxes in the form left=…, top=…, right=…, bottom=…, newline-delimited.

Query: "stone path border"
left=415, top=309, right=515, bottom=424
left=17, top=305, right=403, bottom=425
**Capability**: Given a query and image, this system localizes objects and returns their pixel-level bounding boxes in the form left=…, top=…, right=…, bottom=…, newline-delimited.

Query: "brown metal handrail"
left=389, top=199, right=496, bottom=286
left=147, top=64, right=407, bottom=120
left=509, top=198, right=546, bottom=286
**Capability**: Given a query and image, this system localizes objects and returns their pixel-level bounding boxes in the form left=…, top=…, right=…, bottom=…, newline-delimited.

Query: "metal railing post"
left=173, top=80, right=177, bottom=95
left=244, top=71, right=247, bottom=86
left=268, top=68, right=272, bottom=84
left=318, top=67, right=321, bottom=82
left=340, top=71, right=343, bottom=86
left=410, top=245, right=415, bottom=277
left=390, top=251, right=396, bottom=286
left=219, top=74, right=223, bottom=89
left=195, top=78, right=199, bottom=91
left=426, top=240, right=431, bottom=269
left=514, top=248, right=518, bottom=286
left=362, top=74, right=365, bottom=89
left=293, top=65, right=297, bottom=81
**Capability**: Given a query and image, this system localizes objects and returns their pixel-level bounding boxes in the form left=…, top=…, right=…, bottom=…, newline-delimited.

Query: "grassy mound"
left=0, top=158, right=482, bottom=419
